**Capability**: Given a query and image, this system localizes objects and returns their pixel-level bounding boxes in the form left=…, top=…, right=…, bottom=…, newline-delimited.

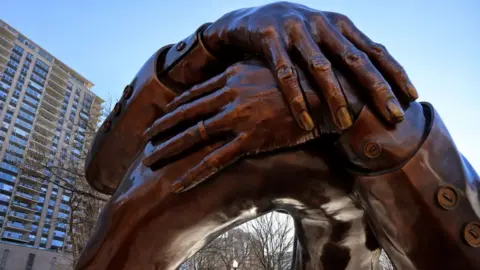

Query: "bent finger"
left=166, top=72, right=228, bottom=112
left=142, top=114, right=229, bottom=167
left=326, top=12, right=418, bottom=101
left=143, top=88, right=232, bottom=142
left=311, top=15, right=404, bottom=123
left=291, top=23, right=352, bottom=130
left=172, top=133, right=248, bottom=193
left=262, top=35, right=314, bottom=131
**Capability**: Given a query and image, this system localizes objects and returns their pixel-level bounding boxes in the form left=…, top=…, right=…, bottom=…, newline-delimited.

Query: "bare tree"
left=17, top=98, right=111, bottom=267
left=182, top=213, right=294, bottom=270
left=245, top=213, right=294, bottom=270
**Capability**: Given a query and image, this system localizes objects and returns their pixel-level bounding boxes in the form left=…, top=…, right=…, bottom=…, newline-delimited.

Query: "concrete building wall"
left=0, top=242, right=72, bottom=270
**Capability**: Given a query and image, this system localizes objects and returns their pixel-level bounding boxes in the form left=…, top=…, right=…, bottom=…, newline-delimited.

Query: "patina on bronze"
left=81, top=2, right=479, bottom=270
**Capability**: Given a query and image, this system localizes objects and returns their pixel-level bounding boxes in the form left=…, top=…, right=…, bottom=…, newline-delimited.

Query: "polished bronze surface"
left=82, top=2, right=479, bottom=269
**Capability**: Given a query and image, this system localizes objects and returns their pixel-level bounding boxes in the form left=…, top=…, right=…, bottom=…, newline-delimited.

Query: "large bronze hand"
left=202, top=2, right=417, bottom=130
left=143, top=60, right=361, bottom=192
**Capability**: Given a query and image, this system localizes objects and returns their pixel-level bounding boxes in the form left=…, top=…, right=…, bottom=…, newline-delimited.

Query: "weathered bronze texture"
left=81, top=2, right=479, bottom=270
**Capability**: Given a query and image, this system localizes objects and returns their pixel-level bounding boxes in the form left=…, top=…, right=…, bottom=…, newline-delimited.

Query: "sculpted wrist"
left=157, top=23, right=226, bottom=92
left=335, top=102, right=428, bottom=173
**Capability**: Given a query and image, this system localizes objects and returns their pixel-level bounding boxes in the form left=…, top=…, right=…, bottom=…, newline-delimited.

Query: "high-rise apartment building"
left=0, top=18, right=103, bottom=260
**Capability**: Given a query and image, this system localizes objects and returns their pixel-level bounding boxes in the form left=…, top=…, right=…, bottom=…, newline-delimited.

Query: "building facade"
left=0, top=19, right=103, bottom=267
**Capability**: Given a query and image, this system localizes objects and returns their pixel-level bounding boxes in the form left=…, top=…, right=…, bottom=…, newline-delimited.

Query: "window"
left=30, top=74, right=45, bottom=86
left=14, top=118, right=32, bottom=130
left=1, top=74, right=13, bottom=85
left=0, top=183, right=12, bottom=192
left=13, top=45, right=24, bottom=55
left=35, top=59, right=50, bottom=71
left=51, top=239, right=63, bottom=248
left=0, top=172, right=15, bottom=183
left=54, top=230, right=65, bottom=238
left=0, top=162, right=17, bottom=173
left=38, top=50, right=53, bottom=63
left=21, top=102, right=37, bottom=114
left=23, top=95, right=39, bottom=106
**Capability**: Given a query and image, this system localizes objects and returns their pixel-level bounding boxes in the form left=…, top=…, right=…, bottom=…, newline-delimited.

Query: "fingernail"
left=336, top=107, right=353, bottom=130
left=386, top=99, right=405, bottom=122
left=172, top=181, right=185, bottom=193
left=406, top=83, right=418, bottom=100
left=299, top=110, right=315, bottom=131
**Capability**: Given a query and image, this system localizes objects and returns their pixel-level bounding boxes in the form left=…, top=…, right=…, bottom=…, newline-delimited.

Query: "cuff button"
left=463, top=222, right=480, bottom=247
left=176, top=41, right=186, bottom=51
left=113, top=103, right=121, bottom=116
left=436, top=185, right=458, bottom=210
left=101, top=120, right=112, bottom=133
left=123, top=85, right=133, bottom=99
left=364, top=141, right=381, bottom=158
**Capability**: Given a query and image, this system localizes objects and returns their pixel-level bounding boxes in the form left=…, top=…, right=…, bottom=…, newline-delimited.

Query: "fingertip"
left=299, top=110, right=315, bottom=131
left=406, top=82, right=419, bottom=101
left=335, top=106, right=353, bottom=130
left=385, top=98, right=405, bottom=123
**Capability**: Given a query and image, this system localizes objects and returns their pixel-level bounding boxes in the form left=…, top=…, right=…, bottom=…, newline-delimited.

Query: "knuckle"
left=391, top=63, right=406, bottom=76
left=283, top=15, right=304, bottom=32
left=310, top=56, right=332, bottom=72
left=371, top=82, right=392, bottom=96
left=276, top=66, right=297, bottom=81
left=329, top=13, right=351, bottom=29
left=369, top=43, right=388, bottom=57
left=326, top=89, right=346, bottom=106
left=259, top=25, right=279, bottom=39
left=343, top=49, right=368, bottom=68
left=309, top=13, right=328, bottom=28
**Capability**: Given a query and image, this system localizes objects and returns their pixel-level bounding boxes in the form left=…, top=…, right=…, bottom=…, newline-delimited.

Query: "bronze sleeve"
left=337, top=102, right=480, bottom=269
left=156, top=23, right=227, bottom=93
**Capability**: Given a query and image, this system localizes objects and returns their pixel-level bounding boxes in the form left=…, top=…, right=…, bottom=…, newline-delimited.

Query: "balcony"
left=14, top=191, right=39, bottom=203
left=0, top=37, right=13, bottom=51
left=50, top=72, right=67, bottom=88
left=43, top=87, right=63, bottom=103
left=39, top=100, right=59, bottom=117
left=36, top=114, right=57, bottom=131
left=33, top=124, right=55, bottom=139
left=11, top=200, right=36, bottom=212
left=0, top=54, right=8, bottom=66
left=0, top=43, right=10, bottom=58
left=42, top=93, right=62, bottom=107
left=52, top=64, right=68, bottom=81
left=45, top=85, right=64, bottom=100
left=17, top=181, right=43, bottom=194
left=38, top=106, right=59, bottom=123
left=0, top=26, right=16, bottom=41
left=47, top=79, right=66, bottom=96
left=8, top=210, right=36, bottom=222
left=5, top=221, right=31, bottom=233
left=32, top=130, right=54, bottom=145
left=2, top=232, right=29, bottom=243
left=19, top=174, right=43, bottom=184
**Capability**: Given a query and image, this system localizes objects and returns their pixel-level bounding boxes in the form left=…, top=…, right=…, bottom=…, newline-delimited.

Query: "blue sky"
left=2, top=0, right=479, bottom=168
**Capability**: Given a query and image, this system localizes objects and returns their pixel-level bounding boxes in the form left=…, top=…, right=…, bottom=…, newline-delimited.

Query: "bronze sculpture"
left=79, top=2, right=479, bottom=269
